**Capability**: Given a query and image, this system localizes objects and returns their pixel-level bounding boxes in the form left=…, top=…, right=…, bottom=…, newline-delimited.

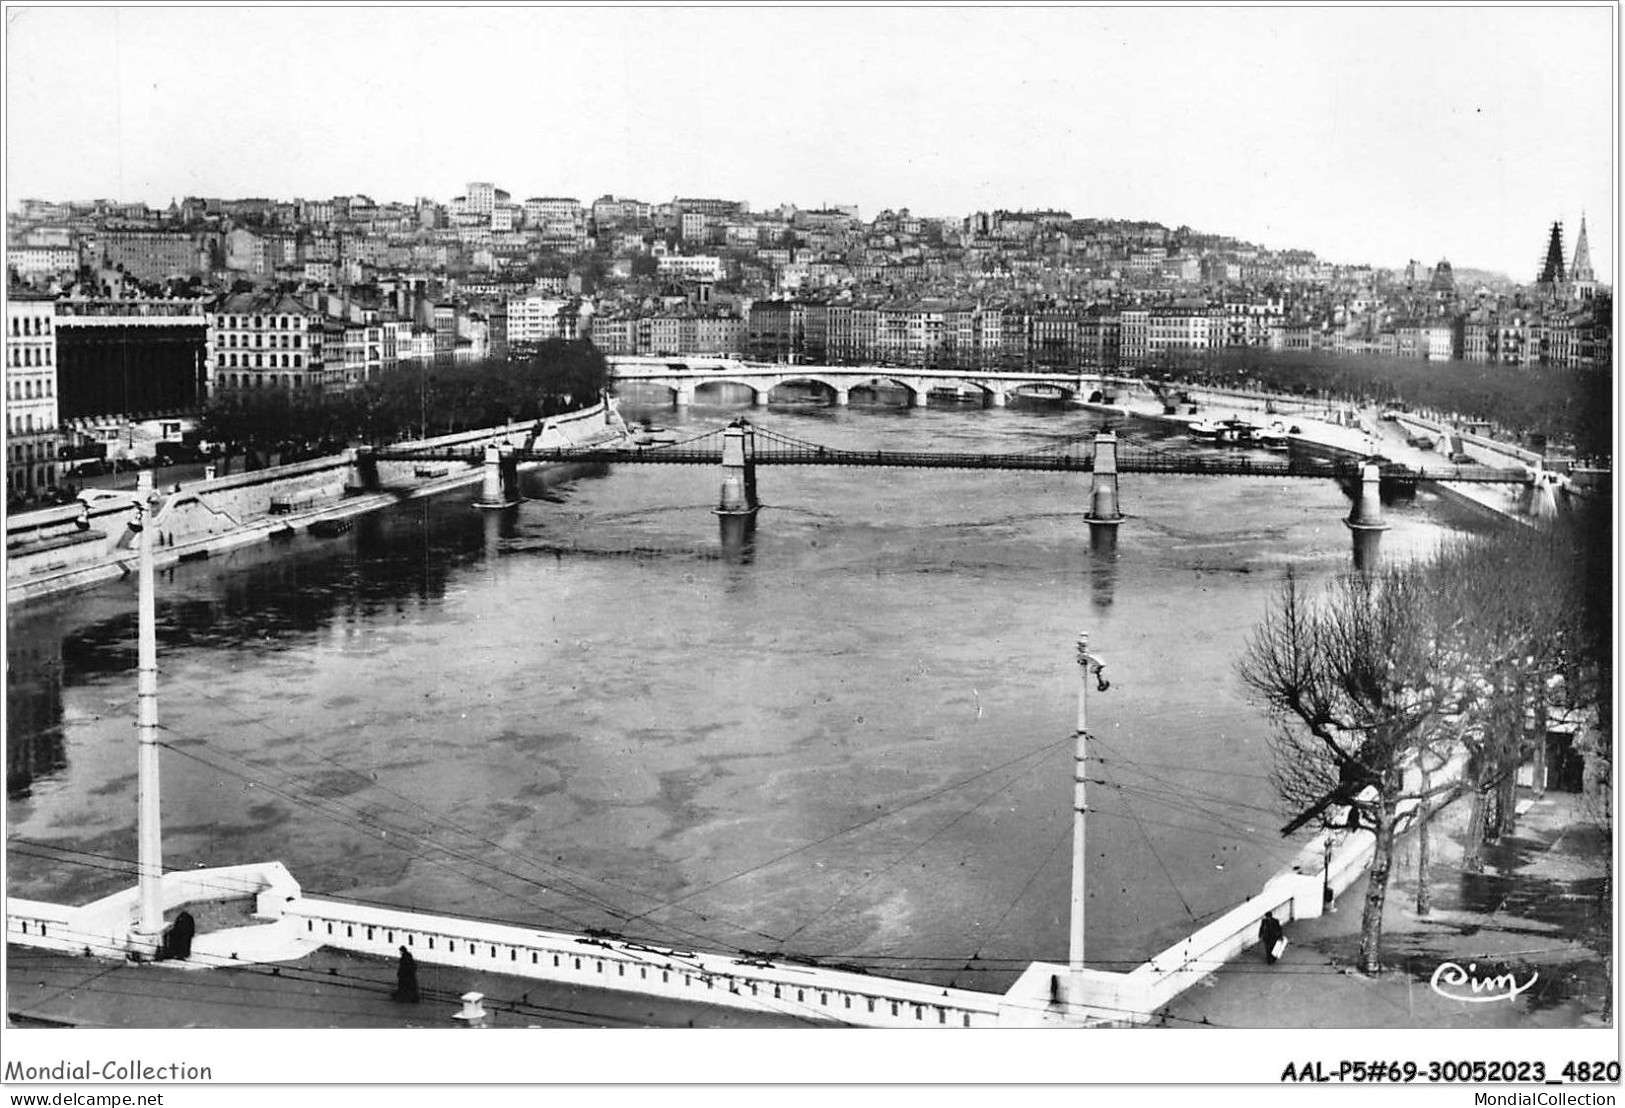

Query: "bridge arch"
left=1001, top=380, right=1081, bottom=404
left=768, top=374, right=862, bottom=406
left=688, top=377, right=771, bottom=406
left=783, top=375, right=930, bottom=408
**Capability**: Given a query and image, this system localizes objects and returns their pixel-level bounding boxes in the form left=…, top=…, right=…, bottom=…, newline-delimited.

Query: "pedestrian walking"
left=1259, top=911, right=1285, bottom=964
left=394, top=946, right=420, bottom=1003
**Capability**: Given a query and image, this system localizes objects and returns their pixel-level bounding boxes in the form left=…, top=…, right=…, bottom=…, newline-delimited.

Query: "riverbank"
left=5, top=400, right=628, bottom=605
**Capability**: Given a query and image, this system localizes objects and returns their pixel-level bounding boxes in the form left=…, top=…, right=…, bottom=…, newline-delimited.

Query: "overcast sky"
left=5, top=5, right=1615, bottom=281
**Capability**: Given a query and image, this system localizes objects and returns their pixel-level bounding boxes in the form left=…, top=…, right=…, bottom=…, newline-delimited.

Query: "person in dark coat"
left=158, top=910, right=196, bottom=961
left=394, top=946, right=420, bottom=1003
left=1259, top=911, right=1284, bottom=964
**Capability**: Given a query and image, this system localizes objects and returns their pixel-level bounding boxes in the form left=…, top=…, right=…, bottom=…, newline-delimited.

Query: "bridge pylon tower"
left=1343, top=462, right=1389, bottom=532
left=715, top=420, right=759, bottom=517
left=1084, top=430, right=1125, bottom=529
left=473, top=445, right=522, bottom=510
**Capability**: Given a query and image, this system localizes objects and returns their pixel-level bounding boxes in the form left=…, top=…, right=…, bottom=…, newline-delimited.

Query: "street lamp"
left=1069, top=634, right=1109, bottom=996
left=80, top=473, right=165, bottom=957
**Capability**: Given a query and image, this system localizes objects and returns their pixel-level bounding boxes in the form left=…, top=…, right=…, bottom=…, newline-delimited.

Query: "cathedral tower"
left=1538, top=221, right=1566, bottom=286
left=1570, top=214, right=1595, bottom=283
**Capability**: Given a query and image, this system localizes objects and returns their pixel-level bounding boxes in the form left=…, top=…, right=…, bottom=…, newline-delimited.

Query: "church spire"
left=1538, top=221, right=1566, bottom=285
left=1570, top=214, right=1594, bottom=283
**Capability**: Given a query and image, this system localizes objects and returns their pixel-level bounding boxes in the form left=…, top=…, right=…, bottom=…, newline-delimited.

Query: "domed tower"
left=1429, top=258, right=1455, bottom=294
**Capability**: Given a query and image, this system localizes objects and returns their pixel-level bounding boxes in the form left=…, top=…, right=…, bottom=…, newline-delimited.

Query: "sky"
left=4, top=5, right=1616, bottom=282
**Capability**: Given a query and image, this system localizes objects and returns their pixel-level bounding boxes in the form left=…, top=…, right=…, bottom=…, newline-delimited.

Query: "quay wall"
left=5, top=399, right=626, bottom=605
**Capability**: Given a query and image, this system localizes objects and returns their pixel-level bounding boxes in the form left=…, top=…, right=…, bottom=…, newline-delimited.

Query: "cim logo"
left=1429, top=961, right=1538, bottom=1004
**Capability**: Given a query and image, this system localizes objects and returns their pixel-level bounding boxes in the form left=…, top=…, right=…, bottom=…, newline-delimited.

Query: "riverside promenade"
left=1161, top=789, right=1612, bottom=1030
left=1091, top=384, right=1559, bottom=525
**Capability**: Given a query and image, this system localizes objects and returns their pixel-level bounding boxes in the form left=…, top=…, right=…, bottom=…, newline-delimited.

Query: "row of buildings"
left=6, top=185, right=1613, bottom=504
left=603, top=292, right=1606, bottom=372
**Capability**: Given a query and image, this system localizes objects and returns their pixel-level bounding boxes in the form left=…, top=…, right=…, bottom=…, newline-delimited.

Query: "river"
left=6, top=387, right=1502, bottom=996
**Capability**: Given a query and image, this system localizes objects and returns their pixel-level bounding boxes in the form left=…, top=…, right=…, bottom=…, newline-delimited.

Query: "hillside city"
left=4, top=184, right=1613, bottom=510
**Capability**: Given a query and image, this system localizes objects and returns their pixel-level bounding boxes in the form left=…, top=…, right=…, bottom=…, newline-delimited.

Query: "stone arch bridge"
left=608, top=355, right=1139, bottom=408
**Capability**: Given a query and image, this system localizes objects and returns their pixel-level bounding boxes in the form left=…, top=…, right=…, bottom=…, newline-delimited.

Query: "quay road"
left=8, top=945, right=826, bottom=1029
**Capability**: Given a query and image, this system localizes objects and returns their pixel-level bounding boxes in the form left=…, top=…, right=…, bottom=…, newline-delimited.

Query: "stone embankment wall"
left=6, top=399, right=625, bottom=604
left=1390, top=412, right=1543, bottom=470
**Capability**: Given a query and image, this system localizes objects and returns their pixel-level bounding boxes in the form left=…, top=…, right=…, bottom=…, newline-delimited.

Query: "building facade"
left=54, top=299, right=209, bottom=421
left=6, top=294, right=60, bottom=499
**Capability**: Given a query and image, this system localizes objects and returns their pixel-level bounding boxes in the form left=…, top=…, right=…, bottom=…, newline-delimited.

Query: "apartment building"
left=506, top=295, right=590, bottom=346
left=9, top=246, right=80, bottom=280
left=210, top=291, right=322, bottom=395
left=747, top=300, right=805, bottom=362
left=657, top=255, right=725, bottom=281
left=6, top=293, right=60, bottom=498
left=100, top=231, right=204, bottom=282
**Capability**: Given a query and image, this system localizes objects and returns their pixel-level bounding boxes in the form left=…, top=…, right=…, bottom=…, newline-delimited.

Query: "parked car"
left=64, top=459, right=111, bottom=479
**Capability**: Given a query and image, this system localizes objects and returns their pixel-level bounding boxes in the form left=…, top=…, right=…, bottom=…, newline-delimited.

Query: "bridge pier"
left=1345, top=462, right=1387, bottom=570
left=1084, top=431, right=1125, bottom=529
left=909, top=385, right=928, bottom=408
left=715, top=420, right=759, bottom=517
left=349, top=446, right=380, bottom=493
left=986, top=389, right=1007, bottom=409
left=1523, top=471, right=1560, bottom=520
left=473, top=445, right=522, bottom=510
left=673, top=383, right=696, bottom=408
left=751, top=387, right=768, bottom=407
left=1351, top=529, right=1382, bottom=572
left=833, top=386, right=850, bottom=407
left=719, top=511, right=756, bottom=563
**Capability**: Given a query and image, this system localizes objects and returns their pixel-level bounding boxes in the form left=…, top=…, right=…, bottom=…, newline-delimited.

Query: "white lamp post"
left=1070, top=634, right=1109, bottom=998
left=82, top=472, right=165, bottom=957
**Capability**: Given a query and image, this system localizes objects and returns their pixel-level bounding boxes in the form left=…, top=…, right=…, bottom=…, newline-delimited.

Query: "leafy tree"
left=196, top=389, right=313, bottom=469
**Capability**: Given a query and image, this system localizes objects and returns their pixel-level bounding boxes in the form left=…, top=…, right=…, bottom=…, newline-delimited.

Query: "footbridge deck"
left=371, top=423, right=1533, bottom=485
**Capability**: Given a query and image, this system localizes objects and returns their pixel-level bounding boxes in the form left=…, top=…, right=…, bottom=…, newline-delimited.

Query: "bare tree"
left=1244, top=501, right=1609, bottom=974
left=1426, top=514, right=1599, bottom=870
left=1239, top=566, right=1459, bottom=974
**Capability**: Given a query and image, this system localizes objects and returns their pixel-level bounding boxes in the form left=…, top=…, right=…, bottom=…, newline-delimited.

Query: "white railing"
left=283, top=896, right=1001, bottom=1028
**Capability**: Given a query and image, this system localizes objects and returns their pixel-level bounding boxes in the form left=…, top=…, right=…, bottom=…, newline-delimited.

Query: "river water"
left=6, top=388, right=1501, bottom=995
